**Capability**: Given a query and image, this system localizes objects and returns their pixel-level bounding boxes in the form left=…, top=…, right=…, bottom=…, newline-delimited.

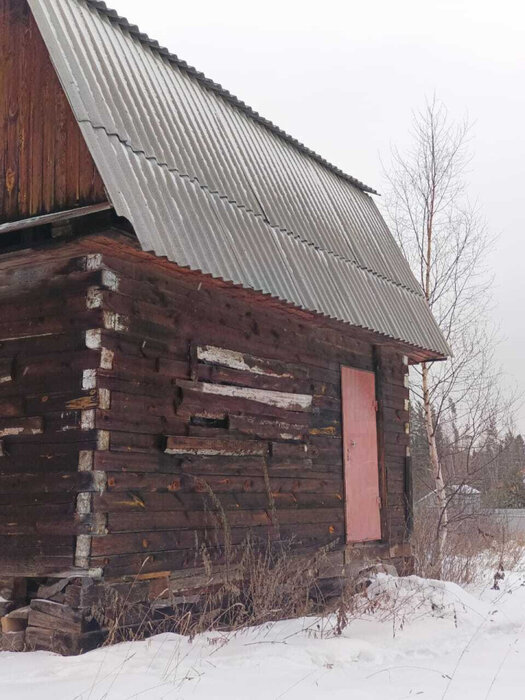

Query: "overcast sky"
left=115, top=0, right=525, bottom=429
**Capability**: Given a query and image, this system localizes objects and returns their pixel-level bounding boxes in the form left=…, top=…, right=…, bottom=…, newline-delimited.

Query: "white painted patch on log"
left=0, top=426, right=24, bottom=437
left=74, top=535, right=91, bottom=569
left=99, top=388, right=111, bottom=410
left=186, top=380, right=312, bottom=411
left=165, top=436, right=266, bottom=457
left=85, top=253, right=102, bottom=271
left=100, top=348, right=114, bottom=370
left=92, top=471, right=107, bottom=493
left=82, top=369, right=97, bottom=390
left=97, top=430, right=110, bottom=451
left=81, top=409, right=95, bottom=431
left=77, top=492, right=91, bottom=515
left=103, top=311, right=129, bottom=332
left=166, top=445, right=263, bottom=456
left=197, top=345, right=292, bottom=378
left=78, top=450, right=94, bottom=472
left=85, top=329, right=102, bottom=349
left=169, top=447, right=244, bottom=456
left=0, top=418, right=43, bottom=438
left=101, top=269, right=119, bottom=291
left=86, top=287, right=103, bottom=309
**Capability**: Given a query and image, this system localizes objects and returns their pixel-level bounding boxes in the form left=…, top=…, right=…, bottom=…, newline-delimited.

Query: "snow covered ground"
left=1, top=566, right=525, bottom=700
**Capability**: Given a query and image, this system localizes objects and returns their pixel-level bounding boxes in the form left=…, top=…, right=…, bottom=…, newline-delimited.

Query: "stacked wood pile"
left=0, top=233, right=412, bottom=653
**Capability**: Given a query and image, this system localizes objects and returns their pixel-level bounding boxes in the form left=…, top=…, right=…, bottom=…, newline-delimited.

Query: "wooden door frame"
left=373, top=346, right=389, bottom=545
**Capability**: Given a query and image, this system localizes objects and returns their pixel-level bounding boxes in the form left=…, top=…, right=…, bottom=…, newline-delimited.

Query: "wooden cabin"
left=0, top=0, right=449, bottom=653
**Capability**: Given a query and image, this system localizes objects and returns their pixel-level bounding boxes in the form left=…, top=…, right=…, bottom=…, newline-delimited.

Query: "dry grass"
left=94, top=535, right=337, bottom=646
left=411, top=506, right=525, bottom=585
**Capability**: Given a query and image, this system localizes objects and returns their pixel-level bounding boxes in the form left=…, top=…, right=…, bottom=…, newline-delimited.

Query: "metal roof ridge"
left=82, top=0, right=379, bottom=196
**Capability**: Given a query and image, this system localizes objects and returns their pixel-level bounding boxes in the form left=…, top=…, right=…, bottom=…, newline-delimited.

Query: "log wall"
left=83, top=240, right=411, bottom=580
left=0, top=233, right=411, bottom=583
left=0, top=0, right=106, bottom=224
left=0, top=247, right=110, bottom=575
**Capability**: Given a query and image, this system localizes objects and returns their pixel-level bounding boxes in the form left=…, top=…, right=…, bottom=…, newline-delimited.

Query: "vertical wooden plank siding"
left=0, top=0, right=106, bottom=224
left=341, top=366, right=381, bottom=543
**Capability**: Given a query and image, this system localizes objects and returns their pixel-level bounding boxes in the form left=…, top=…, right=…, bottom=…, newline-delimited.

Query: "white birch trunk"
left=422, top=361, right=448, bottom=577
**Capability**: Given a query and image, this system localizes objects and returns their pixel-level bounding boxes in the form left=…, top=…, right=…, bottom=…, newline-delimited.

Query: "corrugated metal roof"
left=28, top=0, right=450, bottom=358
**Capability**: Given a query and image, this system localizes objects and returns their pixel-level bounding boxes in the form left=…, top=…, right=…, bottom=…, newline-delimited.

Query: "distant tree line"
left=411, top=401, right=525, bottom=509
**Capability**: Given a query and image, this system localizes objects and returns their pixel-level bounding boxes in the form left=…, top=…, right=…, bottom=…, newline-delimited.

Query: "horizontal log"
left=107, top=506, right=344, bottom=533
left=1, top=428, right=98, bottom=445
left=0, top=371, right=86, bottom=400
left=0, top=271, right=106, bottom=323
left=0, top=555, right=74, bottom=577
left=93, top=450, right=166, bottom=473
left=16, top=350, right=100, bottom=380
left=197, top=344, right=295, bottom=378
left=97, top=372, right=178, bottom=399
left=156, top=357, right=190, bottom=379
left=229, top=414, right=306, bottom=441
left=0, top=535, right=73, bottom=556
left=0, top=416, right=43, bottom=438
left=92, top=519, right=343, bottom=557
left=195, top=363, right=311, bottom=394
left=25, top=390, right=99, bottom=414
left=93, top=450, right=340, bottom=478
left=96, top=490, right=343, bottom=514
left=96, top=409, right=186, bottom=436
left=0, top=495, right=76, bottom=510
left=0, top=442, right=91, bottom=473
left=165, top=436, right=266, bottom=457
left=0, top=513, right=106, bottom=536
left=109, top=431, right=161, bottom=452
left=176, top=389, right=312, bottom=424
left=176, top=379, right=312, bottom=412
left=0, top=471, right=105, bottom=495
left=92, top=328, right=188, bottom=362
left=0, top=309, right=105, bottom=343
left=0, top=330, right=87, bottom=359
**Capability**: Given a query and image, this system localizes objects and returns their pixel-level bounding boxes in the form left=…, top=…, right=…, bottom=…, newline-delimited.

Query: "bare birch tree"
left=384, top=98, right=512, bottom=576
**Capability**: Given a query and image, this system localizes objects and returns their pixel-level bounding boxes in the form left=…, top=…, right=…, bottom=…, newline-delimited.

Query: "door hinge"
left=374, top=400, right=379, bottom=412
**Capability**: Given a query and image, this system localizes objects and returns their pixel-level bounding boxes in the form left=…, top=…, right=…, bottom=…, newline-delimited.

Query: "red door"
left=341, top=366, right=381, bottom=543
